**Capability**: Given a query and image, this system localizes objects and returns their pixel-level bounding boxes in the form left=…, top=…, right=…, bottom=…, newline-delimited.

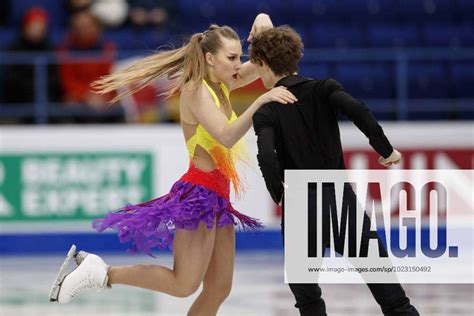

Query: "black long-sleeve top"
left=252, top=75, right=393, bottom=204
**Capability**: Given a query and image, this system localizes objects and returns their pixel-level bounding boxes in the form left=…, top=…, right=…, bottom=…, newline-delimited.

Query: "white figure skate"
left=49, top=244, right=110, bottom=303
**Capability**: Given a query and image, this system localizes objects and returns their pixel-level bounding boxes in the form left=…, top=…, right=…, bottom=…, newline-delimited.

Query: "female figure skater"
left=49, top=13, right=296, bottom=315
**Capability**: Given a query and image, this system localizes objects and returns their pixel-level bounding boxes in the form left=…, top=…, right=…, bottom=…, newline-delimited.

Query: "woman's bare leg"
left=107, top=221, right=215, bottom=297
left=188, top=223, right=235, bottom=315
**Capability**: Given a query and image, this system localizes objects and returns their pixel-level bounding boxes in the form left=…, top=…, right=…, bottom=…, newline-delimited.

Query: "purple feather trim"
left=92, top=180, right=263, bottom=257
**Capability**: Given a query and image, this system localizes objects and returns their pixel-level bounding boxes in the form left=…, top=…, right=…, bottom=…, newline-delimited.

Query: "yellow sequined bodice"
left=185, top=80, right=247, bottom=196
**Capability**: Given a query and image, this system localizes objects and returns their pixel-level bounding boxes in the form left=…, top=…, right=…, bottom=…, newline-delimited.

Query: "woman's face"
left=206, top=38, right=242, bottom=85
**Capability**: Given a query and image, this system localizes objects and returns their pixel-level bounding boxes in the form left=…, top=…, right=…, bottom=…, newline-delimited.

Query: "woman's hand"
left=247, top=13, right=273, bottom=42
left=257, top=86, right=297, bottom=106
left=378, top=149, right=402, bottom=167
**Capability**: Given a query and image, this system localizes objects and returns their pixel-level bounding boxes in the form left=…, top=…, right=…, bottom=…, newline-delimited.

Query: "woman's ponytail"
left=92, top=25, right=239, bottom=104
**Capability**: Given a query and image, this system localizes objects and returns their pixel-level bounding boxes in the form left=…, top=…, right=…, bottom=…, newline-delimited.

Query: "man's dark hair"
left=249, top=26, right=303, bottom=76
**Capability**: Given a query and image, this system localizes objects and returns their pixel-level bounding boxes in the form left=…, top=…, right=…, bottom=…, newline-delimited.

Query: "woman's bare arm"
left=229, top=13, right=274, bottom=91
left=228, top=61, right=260, bottom=91
left=182, top=83, right=296, bottom=148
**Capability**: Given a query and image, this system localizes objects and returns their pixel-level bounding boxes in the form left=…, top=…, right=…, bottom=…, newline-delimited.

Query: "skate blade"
left=49, top=244, right=77, bottom=302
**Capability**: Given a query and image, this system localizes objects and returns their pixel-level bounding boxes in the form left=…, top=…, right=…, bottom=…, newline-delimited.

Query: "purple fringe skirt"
left=92, top=165, right=263, bottom=256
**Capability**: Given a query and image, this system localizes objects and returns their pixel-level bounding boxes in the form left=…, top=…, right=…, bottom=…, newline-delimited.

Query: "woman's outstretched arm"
left=229, top=13, right=273, bottom=91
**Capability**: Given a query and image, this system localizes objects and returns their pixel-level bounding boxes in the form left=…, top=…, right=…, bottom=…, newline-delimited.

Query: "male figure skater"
left=249, top=26, right=419, bottom=316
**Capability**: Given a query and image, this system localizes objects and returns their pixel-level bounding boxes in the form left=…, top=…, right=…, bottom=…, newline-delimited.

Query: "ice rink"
left=1, top=250, right=473, bottom=316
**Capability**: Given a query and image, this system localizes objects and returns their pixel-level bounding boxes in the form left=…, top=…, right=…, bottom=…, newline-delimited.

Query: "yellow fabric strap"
left=185, top=80, right=235, bottom=157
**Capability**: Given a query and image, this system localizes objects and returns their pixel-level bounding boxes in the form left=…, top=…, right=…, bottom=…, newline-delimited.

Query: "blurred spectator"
left=127, top=0, right=177, bottom=30
left=3, top=7, right=62, bottom=104
left=91, top=0, right=129, bottom=28
left=67, top=0, right=128, bottom=28
left=58, top=10, right=116, bottom=109
left=0, top=0, right=9, bottom=25
left=67, top=0, right=93, bottom=15
left=113, top=58, right=174, bottom=123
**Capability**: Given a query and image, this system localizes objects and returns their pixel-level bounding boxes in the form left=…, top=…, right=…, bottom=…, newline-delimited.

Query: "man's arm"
left=322, top=78, right=394, bottom=159
left=253, top=109, right=284, bottom=204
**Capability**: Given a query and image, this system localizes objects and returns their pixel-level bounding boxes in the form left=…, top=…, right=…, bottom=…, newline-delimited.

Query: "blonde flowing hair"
left=92, top=25, right=240, bottom=104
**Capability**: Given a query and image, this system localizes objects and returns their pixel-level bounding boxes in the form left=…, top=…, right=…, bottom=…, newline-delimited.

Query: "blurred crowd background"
left=0, top=0, right=473, bottom=124
left=0, top=4, right=472, bottom=315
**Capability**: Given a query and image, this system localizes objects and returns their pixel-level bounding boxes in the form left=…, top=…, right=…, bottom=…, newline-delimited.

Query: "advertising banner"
left=0, top=153, right=153, bottom=221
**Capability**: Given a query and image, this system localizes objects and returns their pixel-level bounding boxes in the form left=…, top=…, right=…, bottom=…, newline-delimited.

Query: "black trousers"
left=287, top=283, right=418, bottom=316
left=281, top=185, right=419, bottom=316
